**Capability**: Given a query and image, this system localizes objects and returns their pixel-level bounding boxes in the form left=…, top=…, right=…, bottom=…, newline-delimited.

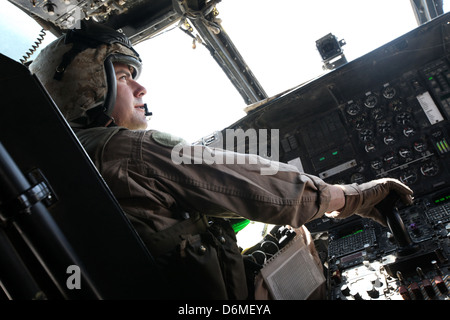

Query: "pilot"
left=29, top=22, right=413, bottom=300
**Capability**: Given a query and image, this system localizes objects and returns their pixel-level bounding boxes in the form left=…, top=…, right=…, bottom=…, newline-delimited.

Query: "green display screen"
left=340, top=229, right=363, bottom=239
left=433, top=193, right=450, bottom=205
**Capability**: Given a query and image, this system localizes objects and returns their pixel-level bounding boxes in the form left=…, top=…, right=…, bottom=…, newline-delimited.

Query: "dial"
left=395, top=112, right=413, bottom=125
left=377, top=120, right=392, bottom=134
left=370, top=159, right=383, bottom=170
left=399, top=170, right=418, bottom=185
left=346, top=103, right=361, bottom=116
left=420, top=161, right=439, bottom=177
left=359, top=128, right=374, bottom=142
left=350, top=172, right=366, bottom=184
left=389, top=99, right=403, bottom=112
left=365, top=143, right=376, bottom=153
left=371, top=107, right=384, bottom=120
left=403, top=126, right=416, bottom=138
left=382, top=85, right=396, bottom=99
left=383, top=135, right=396, bottom=145
left=364, top=94, right=378, bottom=108
left=413, top=141, right=427, bottom=153
left=383, top=151, right=398, bottom=167
left=352, top=116, right=366, bottom=130
left=398, top=147, right=413, bottom=160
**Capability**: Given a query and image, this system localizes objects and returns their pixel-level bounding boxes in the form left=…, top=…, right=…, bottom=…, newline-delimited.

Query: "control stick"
left=375, top=191, right=418, bottom=255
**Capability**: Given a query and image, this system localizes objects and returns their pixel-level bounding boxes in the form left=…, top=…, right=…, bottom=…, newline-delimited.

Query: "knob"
left=365, top=283, right=380, bottom=299
left=341, top=284, right=351, bottom=296
left=409, top=223, right=422, bottom=236
left=369, top=273, right=382, bottom=288
left=350, top=289, right=364, bottom=300
left=331, top=269, right=342, bottom=284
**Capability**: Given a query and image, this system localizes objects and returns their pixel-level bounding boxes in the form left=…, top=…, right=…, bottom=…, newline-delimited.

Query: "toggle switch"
left=431, top=260, right=449, bottom=294
left=350, top=289, right=364, bottom=300
left=341, top=284, right=351, bottom=296
left=416, top=267, right=436, bottom=298
left=397, top=271, right=411, bottom=300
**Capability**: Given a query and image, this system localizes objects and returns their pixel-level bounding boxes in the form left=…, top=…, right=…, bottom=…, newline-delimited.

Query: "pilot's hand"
left=326, top=178, right=413, bottom=226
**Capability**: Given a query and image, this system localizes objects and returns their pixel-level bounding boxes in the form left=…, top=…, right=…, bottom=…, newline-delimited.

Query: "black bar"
left=0, top=228, right=45, bottom=299
left=0, top=142, right=101, bottom=299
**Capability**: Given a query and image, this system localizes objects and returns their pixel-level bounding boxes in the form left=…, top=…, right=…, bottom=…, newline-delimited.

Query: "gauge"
left=382, top=85, right=396, bottom=99
left=350, top=172, right=365, bottom=184
left=371, top=107, right=384, bottom=120
left=389, top=99, right=403, bottom=112
left=403, top=126, right=416, bottom=138
left=370, top=159, right=383, bottom=170
left=352, top=116, right=366, bottom=130
left=365, top=143, right=376, bottom=153
left=383, top=135, right=396, bottom=145
left=420, top=161, right=439, bottom=177
left=413, top=141, right=427, bottom=153
left=346, top=103, right=360, bottom=116
left=383, top=151, right=398, bottom=166
left=398, top=147, right=413, bottom=159
left=395, top=112, right=413, bottom=125
left=359, top=128, right=374, bottom=142
left=377, top=120, right=392, bottom=134
left=399, top=170, right=418, bottom=185
left=364, top=94, right=378, bottom=108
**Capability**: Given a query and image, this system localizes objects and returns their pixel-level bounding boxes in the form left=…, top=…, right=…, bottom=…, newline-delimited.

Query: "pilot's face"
left=111, top=62, right=148, bottom=130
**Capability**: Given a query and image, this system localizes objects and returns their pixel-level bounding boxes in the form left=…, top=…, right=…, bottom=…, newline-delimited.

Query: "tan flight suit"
left=76, top=127, right=332, bottom=300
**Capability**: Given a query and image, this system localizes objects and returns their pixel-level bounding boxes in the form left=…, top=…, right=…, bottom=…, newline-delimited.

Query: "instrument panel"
left=326, top=189, right=450, bottom=300
left=340, top=60, right=449, bottom=191
left=281, top=58, right=450, bottom=199
left=286, top=22, right=450, bottom=300
left=292, top=56, right=450, bottom=235
left=298, top=40, right=450, bottom=300
left=209, top=12, right=450, bottom=300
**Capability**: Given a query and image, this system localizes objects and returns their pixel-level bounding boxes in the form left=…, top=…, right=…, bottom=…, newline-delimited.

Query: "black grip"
left=376, top=191, right=414, bottom=248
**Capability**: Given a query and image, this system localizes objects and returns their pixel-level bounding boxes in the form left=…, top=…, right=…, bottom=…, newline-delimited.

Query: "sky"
left=1, top=0, right=448, bottom=246
left=137, top=0, right=423, bottom=143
